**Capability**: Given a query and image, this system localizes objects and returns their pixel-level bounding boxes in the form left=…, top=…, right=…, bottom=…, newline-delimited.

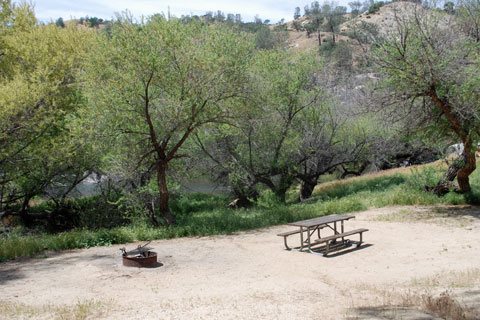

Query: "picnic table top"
left=287, top=214, right=355, bottom=228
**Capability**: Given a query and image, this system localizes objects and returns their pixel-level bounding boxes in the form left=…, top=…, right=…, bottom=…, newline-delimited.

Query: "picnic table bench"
left=277, top=214, right=368, bottom=256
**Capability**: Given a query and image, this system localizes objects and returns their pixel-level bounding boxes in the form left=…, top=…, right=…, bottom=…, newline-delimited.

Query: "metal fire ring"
left=122, top=251, right=158, bottom=268
left=120, top=241, right=158, bottom=268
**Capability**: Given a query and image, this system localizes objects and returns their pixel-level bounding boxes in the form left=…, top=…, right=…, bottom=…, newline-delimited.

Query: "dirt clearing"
left=1, top=206, right=480, bottom=319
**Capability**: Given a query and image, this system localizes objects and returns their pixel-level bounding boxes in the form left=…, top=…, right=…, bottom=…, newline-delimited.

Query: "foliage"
left=81, top=14, right=254, bottom=225
left=195, top=49, right=326, bottom=202
left=0, top=2, right=98, bottom=223
left=77, top=16, right=105, bottom=28
left=294, top=6, right=301, bottom=19
left=369, top=7, right=480, bottom=192
left=408, top=166, right=444, bottom=191
left=255, top=26, right=287, bottom=49
left=367, top=1, right=384, bottom=14
left=255, top=190, right=283, bottom=209
left=169, top=193, right=230, bottom=215
left=456, top=0, right=480, bottom=42
left=345, top=21, right=379, bottom=45
left=303, top=1, right=347, bottom=46
left=55, top=17, right=64, bottom=28
left=4, top=163, right=480, bottom=262
left=349, top=1, right=363, bottom=16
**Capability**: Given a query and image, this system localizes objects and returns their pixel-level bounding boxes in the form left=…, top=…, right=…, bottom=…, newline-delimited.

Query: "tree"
left=444, top=1, right=455, bottom=14
left=304, top=1, right=324, bottom=46
left=82, top=15, right=254, bottom=225
left=0, top=2, right=97, bottom=224
left=349, top=1, right=363, bottom=16
left=214, top=10, right=225, bottom=22
left=294, top=106, right=369, bottom=200
left=369, top=8, right=480, bottom=193
left=321, top=2, right=346, bottom=45
left=457, top=0, right=480, bottom=42
left=294, top=7, right=301, bottom=20
left=55, top=17, right=65, bottom=27
left=196, top=50, right=326, bottom=203
left=304, top=1, right=347, bottom=46
left=255, top=27, right=277, bottom=49
left=255, top=26, right=287, bottom=49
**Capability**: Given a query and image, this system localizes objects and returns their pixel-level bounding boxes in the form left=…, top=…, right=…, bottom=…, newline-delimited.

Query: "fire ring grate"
left=120, top=241, right=158, bottom=268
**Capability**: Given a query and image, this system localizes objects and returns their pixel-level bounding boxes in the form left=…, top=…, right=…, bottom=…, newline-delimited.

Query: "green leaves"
left=0, top=3, right=97, bottom=207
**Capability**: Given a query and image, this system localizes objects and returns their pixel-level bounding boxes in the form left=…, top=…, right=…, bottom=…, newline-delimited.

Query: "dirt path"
left=1, top=206, right=480, bottom=319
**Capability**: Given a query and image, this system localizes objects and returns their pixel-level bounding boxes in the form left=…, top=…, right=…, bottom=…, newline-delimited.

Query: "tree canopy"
left=370, top=6, right=480, bottom=193
left=81, top=14, right=255, bottom=224
left=0, top=2, right=96, bottom=224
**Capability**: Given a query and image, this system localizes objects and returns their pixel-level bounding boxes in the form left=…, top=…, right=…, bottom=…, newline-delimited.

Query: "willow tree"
left=370, top=8, right=480, bottom=193
left=0, top=2, right=95, bottom=224
left=83, top=15, right=254, bottom=225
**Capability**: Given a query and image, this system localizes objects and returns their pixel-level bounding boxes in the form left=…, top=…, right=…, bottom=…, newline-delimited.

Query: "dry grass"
left=314, top=159, right=446, bottom=195
left=369, top=207, right=476, bottom=227
left=349, top=284, right=478, bottom=320
left=0, top=299, right=107, bottom=320
left=421, top=290, right=476, bottom=320
left=412, top=269, right=480, bottom=289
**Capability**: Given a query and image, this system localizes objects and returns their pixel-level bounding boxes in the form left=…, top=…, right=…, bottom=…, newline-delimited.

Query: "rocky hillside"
left=283, top=2, right=424, bottom=56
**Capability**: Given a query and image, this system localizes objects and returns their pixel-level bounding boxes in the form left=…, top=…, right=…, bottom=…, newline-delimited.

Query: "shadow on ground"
left=348, top=290, right=480, bottom=320
left=347, top=306, right=441, bottom=320
left=0, top=266, right=24, bottom=285
left=432, top=205, right=480, bottom=220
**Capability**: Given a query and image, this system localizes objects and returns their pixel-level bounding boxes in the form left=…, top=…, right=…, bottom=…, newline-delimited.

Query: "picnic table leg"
left=300, top=227, right=304, bottom=251
left=308, top=227, right=325, bottom=255
left=283, top=236, right=293, bottom=250
left=307, top=226, right=311, bottom=250
left=341, top=220, right=345, bottom=244
left=331, top=221, right=338, bottom=244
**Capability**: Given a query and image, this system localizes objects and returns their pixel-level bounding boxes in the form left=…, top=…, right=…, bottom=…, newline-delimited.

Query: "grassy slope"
left=1, top=160, right=479, bottom=262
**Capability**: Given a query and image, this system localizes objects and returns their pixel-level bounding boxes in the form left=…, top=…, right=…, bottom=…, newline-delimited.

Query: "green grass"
left=2, top=163, right=480, bottom=262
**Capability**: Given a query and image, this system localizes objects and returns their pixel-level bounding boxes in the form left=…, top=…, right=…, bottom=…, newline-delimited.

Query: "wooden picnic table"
left=278, top=214, right=368, bottom=256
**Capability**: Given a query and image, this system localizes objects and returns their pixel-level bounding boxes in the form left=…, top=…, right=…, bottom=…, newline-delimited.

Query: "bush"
left=169, top=193, right=229, bottom=215
left=23, top=190, right=129, bottom=232
left=292, top=20, right=303, bottom=31
left=407, top=166, right=443, bottom=191
left=255, top=190, right=283, bottom=209
left=368, top=1, right=384, bottom=14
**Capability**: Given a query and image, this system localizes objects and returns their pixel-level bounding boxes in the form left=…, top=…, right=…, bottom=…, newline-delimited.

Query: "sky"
left=27, top=0, right=350, bottom=24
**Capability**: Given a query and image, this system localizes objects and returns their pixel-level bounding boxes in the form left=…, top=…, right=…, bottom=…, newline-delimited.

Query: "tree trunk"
left=156, top=160, right=176, bottom=225
left=330, top=24, right=336, bottom=45
left=274, top=174, right=295, bottom=203
left=457, top=140, right=476, bottom=193
left=274, top=188, right=287, bottom=203
left=299, top=180, right=316, bottom=201
left=19, top=196, right=33, bottom=227
left=427, top=152, right=466, bottom=196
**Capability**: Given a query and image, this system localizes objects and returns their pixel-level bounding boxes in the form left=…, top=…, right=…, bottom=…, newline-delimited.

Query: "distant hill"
left=282, top=2, right=428, bottom=60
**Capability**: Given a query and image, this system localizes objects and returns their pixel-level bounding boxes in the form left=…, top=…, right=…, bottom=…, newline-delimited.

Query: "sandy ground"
left=1, top=205, right=480, bottom=319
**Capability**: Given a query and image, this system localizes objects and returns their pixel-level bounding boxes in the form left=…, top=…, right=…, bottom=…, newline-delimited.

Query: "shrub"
left=368, top=1, right=384, bottom=14
left=407, top=166, right=443, bottom=191
left=421, top=291, right=473, bottom=320
left=169, top=193, right=230, bottom=215
left=255, top=189, right=283, bottom=209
